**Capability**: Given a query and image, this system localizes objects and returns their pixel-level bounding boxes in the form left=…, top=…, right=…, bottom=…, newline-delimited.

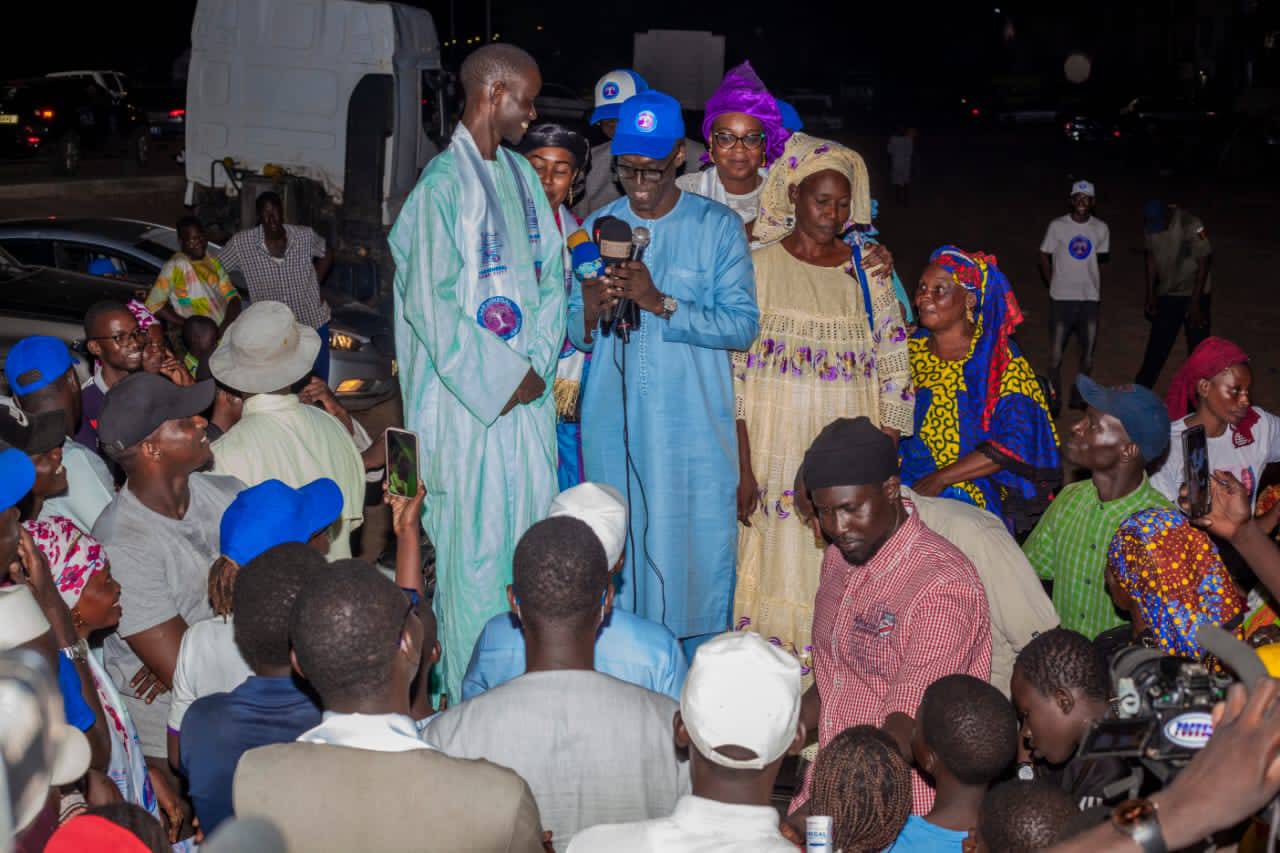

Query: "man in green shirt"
left=1024, top=377, right=1172, bottom=637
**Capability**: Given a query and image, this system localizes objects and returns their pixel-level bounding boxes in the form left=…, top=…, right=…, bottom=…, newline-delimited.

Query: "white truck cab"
left=184, top=0, right=451, bottom=294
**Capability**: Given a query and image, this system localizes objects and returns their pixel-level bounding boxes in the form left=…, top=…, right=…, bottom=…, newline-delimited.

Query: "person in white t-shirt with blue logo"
left=1038, top=180, right=1110, bottom=415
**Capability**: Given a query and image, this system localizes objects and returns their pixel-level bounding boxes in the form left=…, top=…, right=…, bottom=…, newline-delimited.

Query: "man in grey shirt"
left=93, top=373, right=243, bottom=758
left=424, top=516, right=690, bottom=851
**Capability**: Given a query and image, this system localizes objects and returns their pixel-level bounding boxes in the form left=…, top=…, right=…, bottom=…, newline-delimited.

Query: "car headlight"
left=330, top=330, right=362, bottom=352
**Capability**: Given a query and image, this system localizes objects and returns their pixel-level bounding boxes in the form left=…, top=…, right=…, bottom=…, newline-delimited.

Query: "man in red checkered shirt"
left=789, top=418, right=992, bottom=820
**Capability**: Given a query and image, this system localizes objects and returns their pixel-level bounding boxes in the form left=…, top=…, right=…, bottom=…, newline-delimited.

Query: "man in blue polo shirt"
left=462, top=482, right=688, bottom=701
left=179, top=542, right=326, bottom=835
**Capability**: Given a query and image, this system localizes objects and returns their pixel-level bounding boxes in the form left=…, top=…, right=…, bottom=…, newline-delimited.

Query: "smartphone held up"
left=385, top=427, right=420, bottom=499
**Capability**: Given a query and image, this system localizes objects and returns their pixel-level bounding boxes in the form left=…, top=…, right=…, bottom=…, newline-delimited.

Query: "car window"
left=0, top=238, right=56, bottom=268
left=54, top=242, right=153, bottom=283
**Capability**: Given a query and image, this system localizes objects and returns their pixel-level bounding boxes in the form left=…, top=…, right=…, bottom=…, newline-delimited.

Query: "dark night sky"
left=3, top=1, right=1250, bottom=112
left=0, top=2, right=1029, bottom=88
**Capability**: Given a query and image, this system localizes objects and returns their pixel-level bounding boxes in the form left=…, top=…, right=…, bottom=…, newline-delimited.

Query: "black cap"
left=98, top=373, right=215, bottom=456
left=0, top=406, right=64, bottom=455
left=801, top=417, right=900, bottom=490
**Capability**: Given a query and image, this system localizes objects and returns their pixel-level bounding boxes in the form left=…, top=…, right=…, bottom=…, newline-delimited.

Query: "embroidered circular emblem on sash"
left=477, top=296, right=523, bottom=340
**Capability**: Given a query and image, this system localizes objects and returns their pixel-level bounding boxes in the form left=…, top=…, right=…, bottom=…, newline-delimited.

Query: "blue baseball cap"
left=219, top=478, right=344, bottom=566
left=5, top=336, right=75, bottom=396
left=590, top=69, right=648, bottom=125
left=612, top=90, right=685, bottom=161
left=0, top=446, right=35, bottom=513
left=1076, top=375, right=1171, bottom=462
left=776, top=99, right=803, bottom=132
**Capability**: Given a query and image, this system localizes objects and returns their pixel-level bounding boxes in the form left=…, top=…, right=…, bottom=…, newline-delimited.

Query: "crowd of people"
left=4, top=40, right=1280, bottom=853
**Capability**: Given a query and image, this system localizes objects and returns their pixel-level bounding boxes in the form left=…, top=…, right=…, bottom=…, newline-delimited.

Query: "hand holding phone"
left=1183, top=424, right=1212, bottom=518
left=385, top=427, right=420, bottom=499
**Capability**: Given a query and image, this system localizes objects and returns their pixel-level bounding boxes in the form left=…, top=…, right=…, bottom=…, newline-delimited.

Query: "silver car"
left=0, top=217, right=396, bottom=408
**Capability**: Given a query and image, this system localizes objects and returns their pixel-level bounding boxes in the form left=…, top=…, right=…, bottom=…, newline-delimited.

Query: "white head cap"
left=1071, top=179, right=1096, bottom=198
left=680, top=631, right=802, bottom=770
left=0, top=587, right=92, bottom=828
left=548, top=482, right=628, bottom=569
left=0, top=584, right=52, bottom=649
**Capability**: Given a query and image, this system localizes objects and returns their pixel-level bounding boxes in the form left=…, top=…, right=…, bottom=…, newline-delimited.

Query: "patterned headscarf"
left=927, top=246, right=1025, bottom=432
left=700, top=61, right=791, bottom=165
left=753, top=133, right=872, bottom=245
left=1107, top=508, right=1245, bottom=659
left=22, top=516, right=107, bottom=608
left=1165, top=336, right=1258, bottom=443
left=126, top=299, right=158, bottom=331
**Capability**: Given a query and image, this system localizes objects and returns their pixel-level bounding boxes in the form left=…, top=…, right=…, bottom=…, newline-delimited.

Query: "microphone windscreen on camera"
left=593, top=215, right=633, bottom=264
left=570, top=239, right=605, bottom=282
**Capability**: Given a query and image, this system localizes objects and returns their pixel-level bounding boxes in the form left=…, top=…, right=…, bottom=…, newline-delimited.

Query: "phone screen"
left=1183, top=425, right=1211, bottom=517
left=1081, top=718, right=1150, bottom=757
left=386, top=428, right=419, bottom=499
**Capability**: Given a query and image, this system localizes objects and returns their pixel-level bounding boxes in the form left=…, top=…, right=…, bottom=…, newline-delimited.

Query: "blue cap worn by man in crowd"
left=219, top=478, right=344, bottom=566
left=590, top=69, right=649, bottom=126
left=4, top=335, right=75, bottom=396
left=611, top=90, right=686, bottom=161
left=1075, top=375, right=1171, bottom=462
left=0, top=444, right=36, bottom=512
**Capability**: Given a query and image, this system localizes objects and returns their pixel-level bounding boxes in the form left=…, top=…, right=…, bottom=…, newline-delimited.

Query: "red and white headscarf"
left=22, top=516, right=106, bottom=607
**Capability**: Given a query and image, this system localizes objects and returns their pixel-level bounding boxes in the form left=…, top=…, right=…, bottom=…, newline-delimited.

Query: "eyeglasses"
left=711, top=130, right=766, bottom=151
left=615, top=152, right=678, bottom=184
left=88, top=328, right=145, bottom=347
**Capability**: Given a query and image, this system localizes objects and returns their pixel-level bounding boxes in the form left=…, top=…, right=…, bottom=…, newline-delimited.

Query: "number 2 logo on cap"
left=635, top=110, right=657, bottom=133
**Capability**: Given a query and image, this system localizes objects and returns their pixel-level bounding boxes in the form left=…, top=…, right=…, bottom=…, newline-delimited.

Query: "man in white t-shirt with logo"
left=1039, top=179, right=1110, bottom=414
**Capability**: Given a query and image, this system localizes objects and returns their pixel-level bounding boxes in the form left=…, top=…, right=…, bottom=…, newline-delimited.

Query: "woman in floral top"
left=732, top=133, right=914, bottom=673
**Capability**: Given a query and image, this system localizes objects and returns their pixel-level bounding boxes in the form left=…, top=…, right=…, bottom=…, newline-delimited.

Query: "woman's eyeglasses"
left=88, top=328, right=145, bottom=347
left=615, top=152, right=678, bottom=184
left=711, top=130, right=766, bottom=151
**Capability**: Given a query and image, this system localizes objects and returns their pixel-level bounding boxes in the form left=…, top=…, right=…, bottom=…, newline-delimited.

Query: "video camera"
left=1078, top=646, right=1229, bottom=781
left=1077, top=625, right=1266, bottom=786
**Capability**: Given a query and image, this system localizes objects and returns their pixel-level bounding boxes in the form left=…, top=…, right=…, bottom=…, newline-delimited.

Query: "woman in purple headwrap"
left=676, top=61, right=790, bottom=236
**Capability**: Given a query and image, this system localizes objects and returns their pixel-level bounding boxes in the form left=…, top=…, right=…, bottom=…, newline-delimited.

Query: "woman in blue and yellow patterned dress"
left=901, top=246, right=1060, bottom=536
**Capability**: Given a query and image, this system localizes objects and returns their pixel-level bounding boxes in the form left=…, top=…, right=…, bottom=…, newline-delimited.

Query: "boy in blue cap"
left=568, top=89, right=759, bottom=658
left=1023, top=377, right=1173, bottom=638
left=166, top=477, right=343, bottom=768
left=5, top=335, right=116, bottom=531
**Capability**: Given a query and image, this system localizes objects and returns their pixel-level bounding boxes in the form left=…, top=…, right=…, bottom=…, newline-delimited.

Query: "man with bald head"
left=389, top=43, right=566, bottom=702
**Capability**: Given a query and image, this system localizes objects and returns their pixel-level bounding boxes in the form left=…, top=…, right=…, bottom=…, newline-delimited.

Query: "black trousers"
left=1048, top=299, right=1100, bottom=407
left=1135, top=294, right=1212, bottom=389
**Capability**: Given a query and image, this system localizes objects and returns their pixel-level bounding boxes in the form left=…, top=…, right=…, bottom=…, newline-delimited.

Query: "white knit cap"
left=681, top=631, right=802, bottom=770
left=0, top=584, right=52, bottom=648
left=0, top=586, right=92, bottom=828
left=548, top=482, right=628, bottom=569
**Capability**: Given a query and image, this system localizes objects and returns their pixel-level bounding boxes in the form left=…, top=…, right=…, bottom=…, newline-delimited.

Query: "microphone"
left=567, top=230, right=604, bottom=282
left=593, top=216, right=633, bottom=336
left=615, top=227, right=651, bottom=342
